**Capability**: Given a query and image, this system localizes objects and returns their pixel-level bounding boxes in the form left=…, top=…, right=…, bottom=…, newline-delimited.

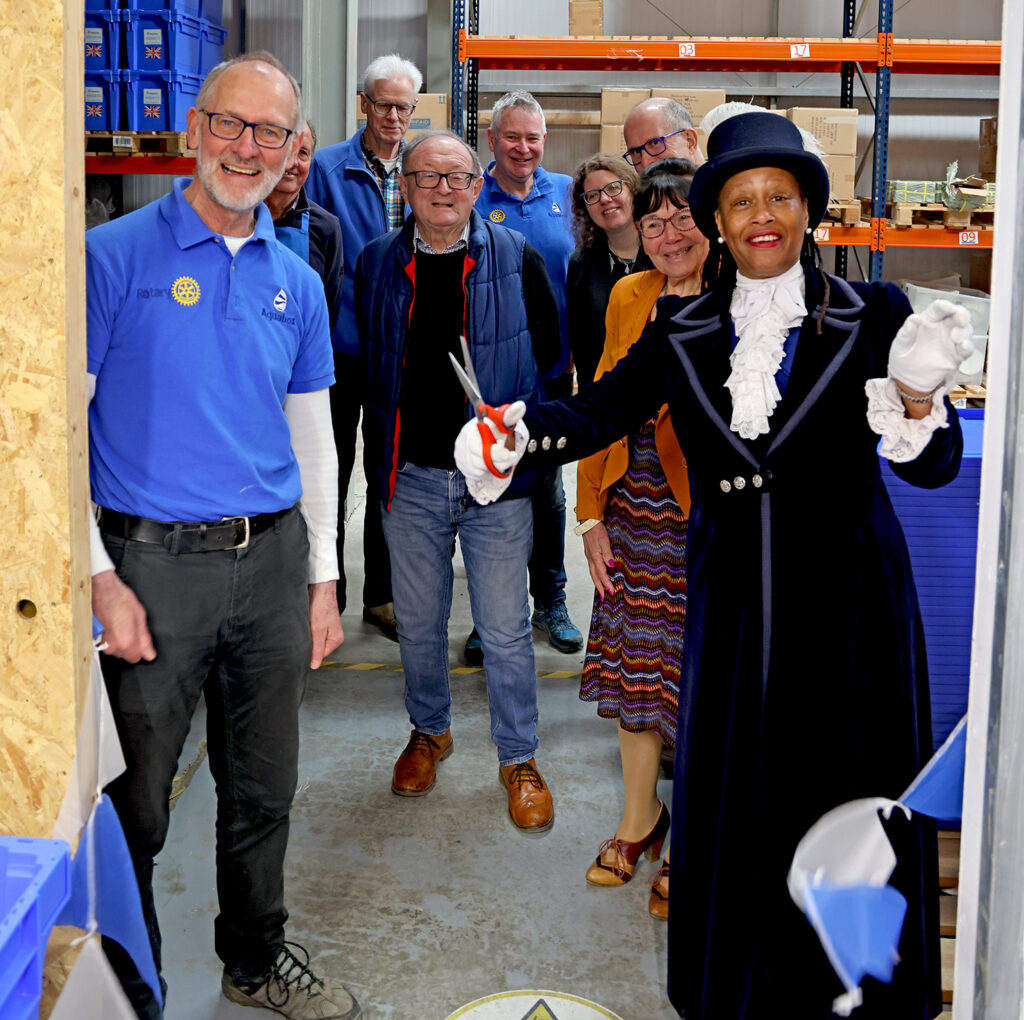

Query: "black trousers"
left=330, top=351, right=392, bottom=612
left=100, top=509, right=312, bottom=1019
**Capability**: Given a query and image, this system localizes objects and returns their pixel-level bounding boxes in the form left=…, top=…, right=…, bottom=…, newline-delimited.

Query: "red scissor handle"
left=476, top=402, right=514, bottom=478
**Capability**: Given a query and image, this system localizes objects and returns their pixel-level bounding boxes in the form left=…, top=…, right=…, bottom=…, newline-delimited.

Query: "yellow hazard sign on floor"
left=445, top=989, right=623, bottom=1020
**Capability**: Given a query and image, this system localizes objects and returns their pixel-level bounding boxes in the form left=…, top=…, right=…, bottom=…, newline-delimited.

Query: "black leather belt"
left=97, top=506, right=293, bottom=553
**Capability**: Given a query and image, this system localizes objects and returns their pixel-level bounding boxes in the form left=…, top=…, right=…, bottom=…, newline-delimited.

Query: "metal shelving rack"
left=450, top=1, right=1000, bottom=279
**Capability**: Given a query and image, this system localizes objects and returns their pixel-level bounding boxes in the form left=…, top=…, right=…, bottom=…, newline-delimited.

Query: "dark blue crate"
left=198, top=18, right=226, bottom=75
left=199, top=0, right=223, bottom=21
left=125, top=10, right=203, bottom=73
left=882, top=412, right=983, bottom=751
left=84, top=10, right=122, bottom=70
left=85, top=0, right=116, bottom=8
left=126, top=0, right=202, bottom=14
left=0, top=838, right=71, bottom=1020
left=125, top=69, right=202, bottom=131
left=85, top=70, right=123, bottom=130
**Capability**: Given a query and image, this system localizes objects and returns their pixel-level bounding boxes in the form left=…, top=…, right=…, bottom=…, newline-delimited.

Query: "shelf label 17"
left=790, top=43, right=811, bottom=58
left=959, top=230, right=979, bottom=246
left=677, top=42, right=697, bottom=57
left=814, top=227, right=830, bottom=242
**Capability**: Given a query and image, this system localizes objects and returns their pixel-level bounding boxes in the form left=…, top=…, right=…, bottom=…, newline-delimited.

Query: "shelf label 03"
left=791, top=43, right=811, bottom=58
left=678, top=42, right=697, bottom=57
left=958, top=230, right=979, bottom=246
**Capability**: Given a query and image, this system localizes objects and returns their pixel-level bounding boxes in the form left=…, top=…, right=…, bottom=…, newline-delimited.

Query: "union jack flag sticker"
left=146, top=46, right=162, bottom=59
left=86, top=44, right=102, bottom=57
left=144, top=105, right=161, bottom=119
left=86, top=104, right=103, bottom=118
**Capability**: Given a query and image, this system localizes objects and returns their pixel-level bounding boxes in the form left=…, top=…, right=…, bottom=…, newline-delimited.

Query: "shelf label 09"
left=814, top=227, right=830, bottom=242
left=958, top=230, right=979, bottom=246
left=678, top=42, right=697, bottom=57
left=790, top=43, right=811, bottom=58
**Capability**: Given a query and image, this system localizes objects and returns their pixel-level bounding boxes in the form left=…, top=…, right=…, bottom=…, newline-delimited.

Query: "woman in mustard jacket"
left=576, top=159, right=708, bottom=917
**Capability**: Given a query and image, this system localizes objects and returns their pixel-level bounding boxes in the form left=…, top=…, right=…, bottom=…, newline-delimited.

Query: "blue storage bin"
left=200, top=0, right=224, bottom=22
left=127, top=0, right=202, bottom=15
left=125, top=10, right=203, bottom=73
left=85, top=0, right=116, bottom=9
left=198, top=18, right=226, bottom=75
left=85, top=70, right=123, bottom=130
left=125, top=70, right=202, bottom=131
left=84, top=9, right=122, bottom=70
left=882, top=409, right=983, bottom=751
left=0, top=837, right=71, bottom=1020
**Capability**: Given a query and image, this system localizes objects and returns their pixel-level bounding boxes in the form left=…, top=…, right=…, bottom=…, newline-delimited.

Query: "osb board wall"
left=0, top=0, right=90, bottom=837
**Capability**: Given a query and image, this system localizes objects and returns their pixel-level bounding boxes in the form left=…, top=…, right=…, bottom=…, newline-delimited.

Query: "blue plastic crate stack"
left=0, top=837, right=70, bottom=1020
left=84, top=0, right=226, bottom=133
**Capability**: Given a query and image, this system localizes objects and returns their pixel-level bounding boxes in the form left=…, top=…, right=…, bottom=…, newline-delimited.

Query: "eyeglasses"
left=582, top=179, right=627, bottom=205
left=637, top=208, right=696, bottom=239
left=403, top=170, right=477, bottom=190
left=200, top=111, right=293, bottom=149
left=365, top=96, right=417, bottom=118
left=623, top=129, right=687, bottom=166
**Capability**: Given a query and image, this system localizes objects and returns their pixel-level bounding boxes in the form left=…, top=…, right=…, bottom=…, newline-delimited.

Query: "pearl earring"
left=805, top=227, right=813, bottom=234
left=716, top=236, right=724, bottom=244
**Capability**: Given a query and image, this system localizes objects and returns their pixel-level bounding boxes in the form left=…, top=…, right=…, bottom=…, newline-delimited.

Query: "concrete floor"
left=153, top=459, right=679, bottom=1020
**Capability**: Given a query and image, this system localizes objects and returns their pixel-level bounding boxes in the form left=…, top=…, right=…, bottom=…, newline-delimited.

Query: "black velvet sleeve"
left=522, top=243, right=562, bottom=378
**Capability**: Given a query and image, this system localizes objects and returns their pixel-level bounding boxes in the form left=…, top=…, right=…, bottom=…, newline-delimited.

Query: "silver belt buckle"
left=221, top=515, right=251, bottom=549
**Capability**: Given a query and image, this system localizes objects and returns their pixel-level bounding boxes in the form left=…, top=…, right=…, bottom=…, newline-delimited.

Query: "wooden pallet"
left=822, top=200, right=864, bottom=226
left=949, top=383, right=987, bottom=403
left=938, top=829, right=960, bottom=888
left=867, top=197, right=996, bottom=229
left=86, top=131, right=194, bottom=156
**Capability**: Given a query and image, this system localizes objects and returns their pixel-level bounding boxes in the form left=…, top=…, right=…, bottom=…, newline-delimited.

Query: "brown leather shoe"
left=499, top=759, right=554, bottom=832
left=649, top=859, right=670, bottom=920
left=362, top=602, right=398, bottom=642
left=392, top=730, right=453, bottom=796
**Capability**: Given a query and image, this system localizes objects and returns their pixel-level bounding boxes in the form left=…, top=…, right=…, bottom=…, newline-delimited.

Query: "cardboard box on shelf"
left=822, top=154, right=856, bottom=202
left=600, top=88, right=650, bottom=125
left=979, top=116, right=997, bottom=147
left=599, top=122, right=625, bottom=155
left=978, top=143, right=997, bottom=176
left=569, top=0, right=603, bottom=35
left=355, top=92, right=447, bottom=139
left=650, top=88, right=727, bottom=127
left=787, top=107, right=859, bottom=155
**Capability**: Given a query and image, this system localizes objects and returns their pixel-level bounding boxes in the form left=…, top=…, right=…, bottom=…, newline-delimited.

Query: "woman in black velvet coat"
left=457, top=111, right=974, bottom=1019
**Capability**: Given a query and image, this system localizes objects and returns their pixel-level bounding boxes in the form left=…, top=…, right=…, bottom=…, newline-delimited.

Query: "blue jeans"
left=381, top=463, right=539, bottom=765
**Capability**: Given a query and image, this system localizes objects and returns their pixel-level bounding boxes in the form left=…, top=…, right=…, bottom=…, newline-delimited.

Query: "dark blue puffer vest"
left=357, top=209, right=545, bottom=507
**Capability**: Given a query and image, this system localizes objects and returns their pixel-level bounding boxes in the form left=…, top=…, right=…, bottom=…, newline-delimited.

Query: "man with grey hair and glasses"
left=307, top=53, right=425, bottom=643
left=622, top=95, right=706, bottom=171
left=355, top=129, right=561, bottom=831
left=87, top=51, right=358, bottom=1020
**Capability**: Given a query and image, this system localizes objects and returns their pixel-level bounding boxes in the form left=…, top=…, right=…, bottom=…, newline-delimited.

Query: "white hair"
left=362, top=54, right=423, bottom=96
left=491, top=90, right=546, bottom=136
left=700, top=102, right=828, bottom=159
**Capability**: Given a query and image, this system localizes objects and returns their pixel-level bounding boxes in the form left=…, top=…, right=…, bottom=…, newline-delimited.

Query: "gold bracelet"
left=573, top=518, right=602, bottom=536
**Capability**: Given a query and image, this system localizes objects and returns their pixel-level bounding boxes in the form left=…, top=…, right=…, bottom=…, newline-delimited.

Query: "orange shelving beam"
left=459, top=35, right=1000, bottom=75
left=814, top=225, right=994, bottom=249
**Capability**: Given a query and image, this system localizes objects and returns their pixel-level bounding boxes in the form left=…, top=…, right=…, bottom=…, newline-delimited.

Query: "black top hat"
left=688, top=111, right=830, bottom=241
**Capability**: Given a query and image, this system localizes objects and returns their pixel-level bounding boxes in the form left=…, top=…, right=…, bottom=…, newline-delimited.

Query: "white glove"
left=454, top=401, right=530, bottom=506
left=888, top=299, right=974, bottom=395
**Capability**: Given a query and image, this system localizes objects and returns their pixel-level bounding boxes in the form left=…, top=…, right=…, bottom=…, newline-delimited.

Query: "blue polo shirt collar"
left=484, top=161, right=555, bottom=203
left=162, top=177, right=277, bottom=250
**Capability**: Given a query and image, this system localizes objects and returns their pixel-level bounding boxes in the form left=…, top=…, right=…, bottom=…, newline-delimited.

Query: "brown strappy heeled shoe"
left=585, top=801, right=670, bottom=886
left=648, top=858, right=670, bottom=920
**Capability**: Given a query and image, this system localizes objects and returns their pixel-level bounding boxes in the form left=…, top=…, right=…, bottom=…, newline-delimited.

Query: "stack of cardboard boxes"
left=568, top=0, right=603, bottom=35
left=598, top=87, right=726, bottom=160
left=978, top=117, right=996, bottom=182
left=785, top=107, right=859, bottom=206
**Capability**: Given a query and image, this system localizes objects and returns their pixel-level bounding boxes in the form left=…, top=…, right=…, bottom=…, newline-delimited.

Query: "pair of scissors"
left=448, top=335, right=514, bottom=478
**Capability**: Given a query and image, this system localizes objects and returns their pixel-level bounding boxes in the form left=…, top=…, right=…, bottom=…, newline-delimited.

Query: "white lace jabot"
left=726, top=262, right=807, bottom=439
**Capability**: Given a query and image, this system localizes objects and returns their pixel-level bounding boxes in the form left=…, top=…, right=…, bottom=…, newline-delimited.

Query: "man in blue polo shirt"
left=476, top=90, right=583, bottom=660
left=88, top=51, right=358, bottom=1020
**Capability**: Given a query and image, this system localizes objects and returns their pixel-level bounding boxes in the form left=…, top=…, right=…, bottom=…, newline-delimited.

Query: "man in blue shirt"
left=306, top=54, right=425, bottom=643
left=88, top=51, right=358, bottom=1020
left=476, top=90, right=583, bottom=658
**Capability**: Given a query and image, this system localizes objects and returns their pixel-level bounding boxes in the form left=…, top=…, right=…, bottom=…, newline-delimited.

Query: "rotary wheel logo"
left=172, top=276, right=201, bottom=307
left=489, top=209, right=506, bottom=223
